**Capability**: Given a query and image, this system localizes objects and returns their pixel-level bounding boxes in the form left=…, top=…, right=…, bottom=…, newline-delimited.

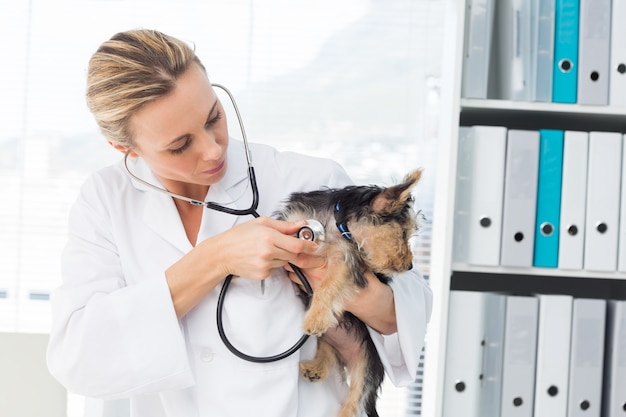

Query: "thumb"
left=261, top=217, right=308, bottom=234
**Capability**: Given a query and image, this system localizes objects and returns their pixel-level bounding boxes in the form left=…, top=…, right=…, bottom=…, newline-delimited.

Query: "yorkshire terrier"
left=275, top=169, right=422, bottom=417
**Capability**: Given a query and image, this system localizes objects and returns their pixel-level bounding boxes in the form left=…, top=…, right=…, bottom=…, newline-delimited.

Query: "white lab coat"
left=47, top=139, right=432, bottom=417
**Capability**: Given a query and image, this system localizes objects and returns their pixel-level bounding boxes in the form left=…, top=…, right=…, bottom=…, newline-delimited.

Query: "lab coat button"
left=201, top=350, right=214, bottom=362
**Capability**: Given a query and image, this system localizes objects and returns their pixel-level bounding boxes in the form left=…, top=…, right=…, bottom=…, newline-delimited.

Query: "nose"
left=197, top=131, right=223, bottom=160
left=408, top=262, right=413, bottom=271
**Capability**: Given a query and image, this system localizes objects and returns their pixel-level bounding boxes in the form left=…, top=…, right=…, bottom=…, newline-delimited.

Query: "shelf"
left=450, top=267, right=626, bottom=300
left=453, top=263, right=626, bottom=279
left=460, top=99, right=626, bottom=132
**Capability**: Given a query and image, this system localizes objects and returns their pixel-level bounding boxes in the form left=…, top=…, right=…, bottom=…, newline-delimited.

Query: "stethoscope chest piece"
left=297, top=219, right=325, bottom=242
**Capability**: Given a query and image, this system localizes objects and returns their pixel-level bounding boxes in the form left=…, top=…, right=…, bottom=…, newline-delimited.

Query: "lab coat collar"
left=122, top=139, right=252, bottom=252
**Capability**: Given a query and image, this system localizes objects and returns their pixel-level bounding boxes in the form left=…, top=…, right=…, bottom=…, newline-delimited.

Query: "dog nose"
left=408, top=263, right=413, bottom=271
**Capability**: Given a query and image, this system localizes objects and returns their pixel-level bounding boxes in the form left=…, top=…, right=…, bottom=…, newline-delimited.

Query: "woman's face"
left=125, top=63, right=229, bottom=196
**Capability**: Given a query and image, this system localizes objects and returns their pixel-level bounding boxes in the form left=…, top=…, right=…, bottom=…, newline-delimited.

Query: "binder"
left=442, top=290, right=487, bottom=417
left=494, top=0, right=533, bottom=101
left=618, top=134, right=626, bottom=271
left=453, top=126, right=507, bottom=266
left=577, top=0, right=612, bottom=105
left=500, top=129, right=540, bottom=267
left=552, top=0, right=580, bottom=103
left=610, top=0, right=626, bottom=107
left=602, top=300, right=626, bottom=417
left=462, top=0, right=496, bottom=99
left=558, top=131, right=588, bottom=270
left=584, top=132, right=622, bottom=272
left=567, top=298, right=606, bottom=417
left=500, top=295, right=539, bottom=417
left=533, top=129, right=564, bottom=268
left=479, top=293, right=507, bottom=417
left=533, top=294, right=573, bottom=417
left=531, top=0, right=556, bottom=102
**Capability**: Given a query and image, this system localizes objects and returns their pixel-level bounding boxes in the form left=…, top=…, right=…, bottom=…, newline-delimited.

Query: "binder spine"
left=534, top=129, right=564, bottom=268
left=576, top=0, right=611, bottom=105
left=533, top=0, right=556, bottom=102
left=552, top=0, right=580, bottom=103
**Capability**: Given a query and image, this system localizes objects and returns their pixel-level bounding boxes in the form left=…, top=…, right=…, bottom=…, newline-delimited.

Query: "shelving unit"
left=421, top=1, right=626, bottom=417
left=461, top=99, right=626, bottom=132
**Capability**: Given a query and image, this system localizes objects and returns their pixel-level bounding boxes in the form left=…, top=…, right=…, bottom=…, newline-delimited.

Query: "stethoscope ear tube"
left=216, top=263, right=313, bottom=363
left=124, top=81, right=313, bottom=362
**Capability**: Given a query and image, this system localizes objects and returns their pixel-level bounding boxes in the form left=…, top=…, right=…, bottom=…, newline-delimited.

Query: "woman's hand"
left=343, top=272, right=397, bottom=335
left=208, top=217, right=320, bottom=280
left=286, top=260, right=399, bottom=335
left=284, top=252, right=328, bottom=292
left=166, top=216, right=319, bottom=318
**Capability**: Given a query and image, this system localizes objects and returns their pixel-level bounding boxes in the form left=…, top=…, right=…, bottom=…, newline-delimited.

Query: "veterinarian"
left=46, top=29, right=433, bottom=417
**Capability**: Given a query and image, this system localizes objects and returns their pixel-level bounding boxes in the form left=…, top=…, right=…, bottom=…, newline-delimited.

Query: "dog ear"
left=371, top=169, right=422, bottom=214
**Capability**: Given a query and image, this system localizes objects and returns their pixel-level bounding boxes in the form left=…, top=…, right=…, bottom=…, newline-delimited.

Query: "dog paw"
left=303, top=312, right=337, bottom=336
left=300, top=361, right=329, bottom=382
left=303, top=324, right=326, bottom=337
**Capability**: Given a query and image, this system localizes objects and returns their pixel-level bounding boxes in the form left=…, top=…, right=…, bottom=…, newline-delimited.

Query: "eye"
left=170, top=137, right=192, bottom=155
left=205, top=109, right=222, bottom=129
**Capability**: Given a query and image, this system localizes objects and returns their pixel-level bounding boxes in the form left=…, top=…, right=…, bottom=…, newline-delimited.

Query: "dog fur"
left=274, top=169, right=422, bottom=417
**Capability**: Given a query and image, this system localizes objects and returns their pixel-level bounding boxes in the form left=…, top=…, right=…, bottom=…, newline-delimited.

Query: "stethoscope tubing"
left=215, top=204, right=314, bottom=364
left=122, top=83, right=314, bottom=363
left=216, top=261, right=312, bottom=363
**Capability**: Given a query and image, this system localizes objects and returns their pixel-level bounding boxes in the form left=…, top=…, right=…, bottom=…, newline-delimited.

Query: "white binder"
left=617, top=134, right=626, bottom=271
left=453, top=126, right=507, bottom=266
left=610, top=0, right=626, bottom=107
left=602, top=300, right=626, bottom=417
left=442, top=291, right=487, bottom=417
left=577, top=0, right=612, bottom=105
left=494, top=0, right=533, bottom=101
left=531, top=0, right=556, bottom=102
left=558, top=131, right=589, bottom=270
left=479, top=293, right=507, bottom=417
left=500, top=130, right=540, bottom=267
left=533, top=294, right=573, bottom=417
left=567, top=298, right=606, bottom=417
left=462, top=0, right=496, bottom=99
left=584, top=132, right=622, bottom=272
left=500, top=295, right=539, bottom=417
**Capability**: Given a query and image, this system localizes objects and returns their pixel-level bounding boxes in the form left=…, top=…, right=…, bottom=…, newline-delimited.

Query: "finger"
left=291, top=253, right=326, bottom=269
left=255, top=217, right=321, bottom=255
left=273, top=232, right=320, bottom=256
left=256, top=216, right=308, bottom=235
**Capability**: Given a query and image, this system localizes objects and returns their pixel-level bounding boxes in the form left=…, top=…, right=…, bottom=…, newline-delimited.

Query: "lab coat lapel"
left=129, top=139, right=251, bottom=251
left=198, top=184, right=240, bottom=239
left=141, top=180, right=194, bottom=254
left=198, top=140, right=252, bottom=239
left=122, top=157, right=191, bottom=253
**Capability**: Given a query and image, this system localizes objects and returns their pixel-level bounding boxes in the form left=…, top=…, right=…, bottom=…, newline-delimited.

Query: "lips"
left=202, top=159, right=225, bottom=175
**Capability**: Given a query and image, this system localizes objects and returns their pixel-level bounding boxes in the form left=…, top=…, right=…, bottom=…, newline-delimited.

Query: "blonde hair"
left=86, top=29, right=204, bottom=147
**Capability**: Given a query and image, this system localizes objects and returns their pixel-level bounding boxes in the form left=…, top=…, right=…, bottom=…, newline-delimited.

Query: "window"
left=1, top=1, right=444, bottom=415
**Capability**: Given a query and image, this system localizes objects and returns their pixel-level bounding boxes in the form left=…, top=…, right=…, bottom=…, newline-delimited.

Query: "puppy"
left=275, top=169, right=422, bottom=417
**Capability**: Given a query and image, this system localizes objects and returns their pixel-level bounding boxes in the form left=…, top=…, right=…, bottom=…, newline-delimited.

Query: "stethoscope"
left=124, top=83, right=313, bottom=363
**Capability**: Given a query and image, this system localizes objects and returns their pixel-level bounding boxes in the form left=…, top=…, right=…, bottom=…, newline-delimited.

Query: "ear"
left=108, top=141, right=139, bottom=158
left=371, top=169, right=423, bottom=214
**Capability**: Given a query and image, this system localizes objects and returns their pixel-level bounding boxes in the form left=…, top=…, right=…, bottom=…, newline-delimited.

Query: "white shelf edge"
left=460, top=98, right=626, bottom=116
left=452, top=263, right=626, bottom=280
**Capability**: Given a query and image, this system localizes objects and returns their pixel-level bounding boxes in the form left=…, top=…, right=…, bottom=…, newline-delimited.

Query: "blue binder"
left=534, top=129, right=564, bottom=267
left=552, top=0, right=580, bottom=103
